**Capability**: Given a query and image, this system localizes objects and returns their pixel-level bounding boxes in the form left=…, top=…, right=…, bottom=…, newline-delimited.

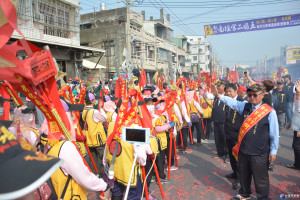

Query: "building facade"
left=80, top=6, right=186, bottom=80
left=185, top=36, right=213, bottom=74
left=11, top=0, right=104, bottom=82
left=280, top=46, right=300, bottom=65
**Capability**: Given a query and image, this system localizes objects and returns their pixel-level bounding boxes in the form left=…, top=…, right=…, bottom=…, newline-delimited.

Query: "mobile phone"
left=244, top=71, right=247, bottom=75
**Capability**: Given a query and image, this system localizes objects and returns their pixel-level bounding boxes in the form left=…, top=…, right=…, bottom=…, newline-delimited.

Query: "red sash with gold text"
left=232, top=104, right=273, bottom=161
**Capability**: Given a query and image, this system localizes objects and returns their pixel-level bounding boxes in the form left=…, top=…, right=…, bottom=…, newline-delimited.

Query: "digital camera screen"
left=125, top=128, right=146, bottom=142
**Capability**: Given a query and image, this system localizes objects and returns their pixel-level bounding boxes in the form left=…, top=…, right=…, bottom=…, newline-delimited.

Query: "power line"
left=141, top=0, right=300, bottom=9
left=140, top=0, right=300, bottom=7
left=116, top=7, right=300, bottom=16
left=155, top=0, right=198, bottom=36
left=146, top=0, right=197, bottom=36
left=163, top=0, right=250, bottom=23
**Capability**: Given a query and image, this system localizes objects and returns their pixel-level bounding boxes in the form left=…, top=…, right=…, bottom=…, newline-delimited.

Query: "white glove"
left=133, top=144, right=147, bottom=166
left=173, top=126, right=177, bottom=138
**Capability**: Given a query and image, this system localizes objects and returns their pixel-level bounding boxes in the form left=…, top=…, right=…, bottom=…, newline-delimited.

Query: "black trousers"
left=181, top=127, right=189, bottom=149
left=214, top=122, right=227, bottom=157
left=191, top=121, right=203, bottom=143
left=155, top=141, right=166, bottom=179
left=203, top=118, right=212, bottom=139
left=166, top=134, right=175, bottom=166
left=238, top=153, right=270, bottom=200
left=226, top=138, right=239, bottom=178
left=293, top=131, right=300, bottom=168
left=145, top=158, right=154, bottom=189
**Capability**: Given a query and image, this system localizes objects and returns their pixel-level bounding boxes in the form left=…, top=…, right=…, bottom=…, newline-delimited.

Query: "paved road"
left=88, top=128, right=300, bottom=200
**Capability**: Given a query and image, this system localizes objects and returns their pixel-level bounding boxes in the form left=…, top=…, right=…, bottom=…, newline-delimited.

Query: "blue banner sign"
left=204, top=13, right=300, bottom=36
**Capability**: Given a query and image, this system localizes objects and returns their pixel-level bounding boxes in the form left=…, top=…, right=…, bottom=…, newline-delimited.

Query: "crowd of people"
left=0, top=70, right=299, bottom=200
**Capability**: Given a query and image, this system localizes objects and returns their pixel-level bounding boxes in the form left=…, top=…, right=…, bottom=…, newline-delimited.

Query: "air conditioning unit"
left=71, top=52, right=83, bottom=61
left=33, top=12, right=44, bottom=23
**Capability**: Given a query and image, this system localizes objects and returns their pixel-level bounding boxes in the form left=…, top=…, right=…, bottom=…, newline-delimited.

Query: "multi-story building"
left=11, top=0, right=105, bottom=81
left=280, top=46, right=300, bottom=65
left=173, top=34, right=189, bottom=76
left=185, top=36, right=213, bottom=74
left=280, top=46, right=300, bottom=80
left=80, top=6, right=186, bottom=80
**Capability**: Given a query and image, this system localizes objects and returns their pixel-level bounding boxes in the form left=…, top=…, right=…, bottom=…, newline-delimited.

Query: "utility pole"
left=198, top=39, right=201, bottom=74
left=265, top=55, right=267, bottom=76
left=126, top=0, right=131, bottom=59
left=115, top=29, right=120, bottom=77
left=105, top=33, right=110, bottom=79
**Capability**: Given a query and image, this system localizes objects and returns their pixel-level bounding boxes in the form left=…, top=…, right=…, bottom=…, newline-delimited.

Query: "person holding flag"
left=177, top=83, right=192, bottom=153
left=186, top=89, right=203, bottom=145
left=199, top=83, right=213, bottom=142
left=149, top=93, right=174, bottom=184
left=104, top=89, right=155, bottom=200
left=38, top=99, right=111, bottom=200
left=82, top=93, right=108, bottom=176
left=211, top=83, right=279, bottom=200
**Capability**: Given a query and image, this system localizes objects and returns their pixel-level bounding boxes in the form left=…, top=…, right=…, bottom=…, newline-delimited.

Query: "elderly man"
left=211, top=83, right=279, bottom=200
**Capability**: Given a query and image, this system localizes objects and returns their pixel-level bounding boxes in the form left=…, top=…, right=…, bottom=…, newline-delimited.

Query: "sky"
left=79, top=0, right=300, bottom=69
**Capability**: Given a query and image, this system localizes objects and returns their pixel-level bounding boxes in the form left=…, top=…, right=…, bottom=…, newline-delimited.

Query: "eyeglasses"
left=247, top=92, right=262, bottom=98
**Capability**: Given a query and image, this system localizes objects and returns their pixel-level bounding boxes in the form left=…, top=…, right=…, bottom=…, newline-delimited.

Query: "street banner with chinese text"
left=204, top=13, right=300, bottom=36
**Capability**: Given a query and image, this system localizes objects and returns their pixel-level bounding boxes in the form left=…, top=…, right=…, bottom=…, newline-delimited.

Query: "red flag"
left=154, top=91, right=177, bottom=115
left=115, top=78, right=126, bottom=98
left=200, top=72, right=210, bottom=85
left=228, top=71, right=239, bottom=83
left=193, top=91, right=199, bottom=103
left=137, top=93, right=152, bottom=130
left=0, top=84, right=11, bottom=120
left=78, top=87, right=86, bottom=104
left=107, top=92, right=130, bottom=146
left=139, top=69, right=147, bottom=90
left=0, top=0, right=22, bottom=49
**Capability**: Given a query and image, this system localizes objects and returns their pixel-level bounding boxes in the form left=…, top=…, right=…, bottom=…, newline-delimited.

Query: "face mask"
left=0, top=107, right=4, bottom=116
left=155, top=103, right=161, bottom=110
left=147, top=105, right=155, bottom=113
left=28, top=114, right=34, bottom=123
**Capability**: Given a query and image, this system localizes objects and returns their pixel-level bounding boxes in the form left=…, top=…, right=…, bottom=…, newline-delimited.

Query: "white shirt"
left=85, top=106, right=107, bottom=122
left=59, top=141, right=108, bottom=191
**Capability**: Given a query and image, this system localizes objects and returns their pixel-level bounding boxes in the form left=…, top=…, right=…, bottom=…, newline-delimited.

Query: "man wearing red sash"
left=211, top=84, right=279, bottom=200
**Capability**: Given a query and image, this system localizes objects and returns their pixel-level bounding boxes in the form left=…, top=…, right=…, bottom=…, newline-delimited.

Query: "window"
left=158, top=48, right=168, bottom=61
left=193, top=56, right=197, bottom=61
left=33, top=0, right=72, bottom=38
left=147, top=46, right=154, bottom=59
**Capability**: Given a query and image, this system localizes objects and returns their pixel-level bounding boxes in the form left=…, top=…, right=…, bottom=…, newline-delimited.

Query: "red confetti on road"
left=88, top=130, right=300, bottom=199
